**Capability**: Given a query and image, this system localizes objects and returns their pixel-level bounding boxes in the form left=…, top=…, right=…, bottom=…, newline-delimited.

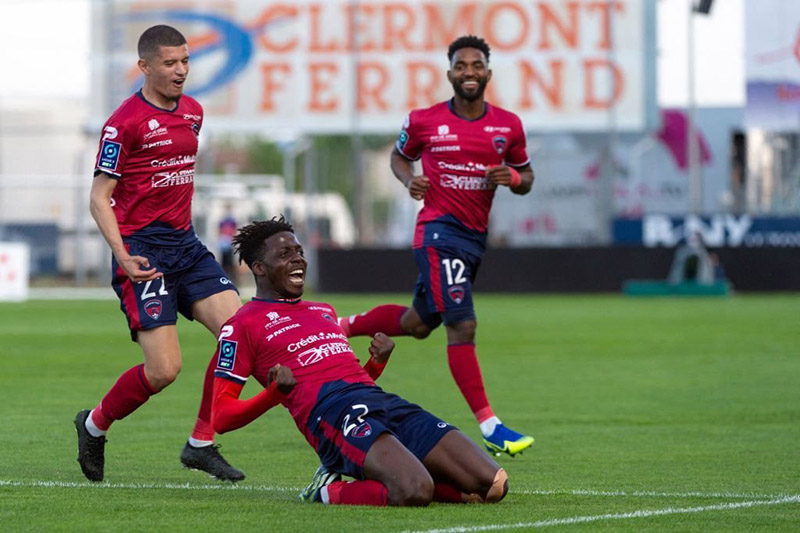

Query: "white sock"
left=320, top=486, right=330, bottom=504
left=479, top=416, right=502, bottom=438
left=85, top=410, right=107, bottom=437
left=188, top=437, right=213, bottom=448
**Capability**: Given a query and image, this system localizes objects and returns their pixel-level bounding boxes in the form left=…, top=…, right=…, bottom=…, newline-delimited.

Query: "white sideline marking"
left=407, top=495, right=800, bottom=532
left=0, top=479, right=296, bottom=492
left=517, top=488, right=792, bottom=500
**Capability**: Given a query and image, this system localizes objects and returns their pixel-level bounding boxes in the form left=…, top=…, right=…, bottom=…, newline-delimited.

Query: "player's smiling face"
left=447, top=47, right=491, bottom=102
left=139, top=44, right=190, bottom=106
left=258, top=231, right=307, bottom=299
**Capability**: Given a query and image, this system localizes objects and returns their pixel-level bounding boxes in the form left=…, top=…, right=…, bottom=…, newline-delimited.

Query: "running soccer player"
left=210, top=216, right=508, bottom=506
left=338, top=35, right=535, bottom=457
left=74, top=25, right=244, bottom=482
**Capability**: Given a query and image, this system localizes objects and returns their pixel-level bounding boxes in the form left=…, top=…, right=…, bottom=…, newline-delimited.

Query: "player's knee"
left=483, top=468, right=508, bottom=504
left=389, top=477, right=434, bottom=507
left=145, top=363, right=181, bottom=391
left=408, top=325, right=432, bottom=339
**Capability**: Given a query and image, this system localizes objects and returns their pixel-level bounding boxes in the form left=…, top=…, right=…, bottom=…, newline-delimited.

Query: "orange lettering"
left=483, top=2, right=529, bottom=51
left=421, top=2, right=478, bottom=52
left=406, top=61, right=441, bottom=110
left=586, top=1, right=624, bottom=50
left=518, top=60, right=563, bottom=109
left=255, top=5, right=299, bottom=53
left=310, top=4, right=341, bottom=52
left=583, top=59, right=623, bottom=109
left=260, top=63, right=291, bottom=111
left=357, top=62, right=390, bottom=111
left=382, top=3, right=416, bottom=51
left=308, top=62, right=339, bottom=112
left=536, top=1, right=579, bottom=50
left=346, top=3, right=378, bottom=52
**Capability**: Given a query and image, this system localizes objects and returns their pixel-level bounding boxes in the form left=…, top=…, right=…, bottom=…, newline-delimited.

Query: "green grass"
left=1, top=293, right=799, bottom=531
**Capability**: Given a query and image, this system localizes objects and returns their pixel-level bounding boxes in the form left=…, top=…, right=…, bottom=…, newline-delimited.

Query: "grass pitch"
left=1, top=293, right=798, bottom=531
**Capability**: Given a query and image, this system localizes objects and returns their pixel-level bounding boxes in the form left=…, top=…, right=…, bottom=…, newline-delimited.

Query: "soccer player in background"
left=74, top=25, right=244, bottom=482
left=210, top=216, right=508, bottom=506
left=338, top=35, right=535, bottom=456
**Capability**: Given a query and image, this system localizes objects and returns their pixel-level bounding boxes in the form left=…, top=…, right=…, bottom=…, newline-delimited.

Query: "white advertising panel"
left=0, top=243, right=30, bottom=302
left=93, top=0, right=655, bottom=134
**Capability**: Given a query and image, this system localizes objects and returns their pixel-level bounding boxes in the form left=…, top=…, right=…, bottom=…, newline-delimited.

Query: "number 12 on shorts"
left=442, top=258, right=466, bottom=286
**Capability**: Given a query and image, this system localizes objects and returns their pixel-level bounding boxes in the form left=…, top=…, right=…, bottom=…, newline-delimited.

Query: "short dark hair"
left=447, top=35, right=490, bottom=63
left=137, top=25, right=187, bottom=60
left=232, top=215, right=295, bottom=268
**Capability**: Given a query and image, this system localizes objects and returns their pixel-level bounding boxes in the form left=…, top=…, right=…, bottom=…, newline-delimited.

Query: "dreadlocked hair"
left=232, top=215, right=294, bottom=267
left=447, top=35, right=490, bottom=63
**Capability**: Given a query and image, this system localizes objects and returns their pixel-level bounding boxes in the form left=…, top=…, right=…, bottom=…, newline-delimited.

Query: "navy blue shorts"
left=307, top=382, right=457, bottom=480
left=111, top=239, right=238, bottom=341
left=411, top=218, right=485, bottom=328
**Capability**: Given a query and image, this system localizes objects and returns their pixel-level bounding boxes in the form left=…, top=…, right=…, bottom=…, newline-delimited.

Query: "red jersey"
left=395, top=100, right=530, bottom=247
left=94, top=91, right=203, bottom=246
left=213, top=298, right=374, bottom=443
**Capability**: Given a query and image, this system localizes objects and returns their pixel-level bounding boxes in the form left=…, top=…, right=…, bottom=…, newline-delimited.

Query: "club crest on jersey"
left=144, top=299, right=162, bottom=320
left=492, top=136, right=508, bottom=154
left=217, top=340, right=237, bottom=370
left=448, top=286, right=465, bottom=304
left=351, top=421, right=372, bottom=438
left=98, top=140, right=122, bottom=172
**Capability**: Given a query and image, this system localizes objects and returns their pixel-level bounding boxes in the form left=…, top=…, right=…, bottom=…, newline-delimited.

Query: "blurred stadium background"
left=1, top=0, right=799, bottom=299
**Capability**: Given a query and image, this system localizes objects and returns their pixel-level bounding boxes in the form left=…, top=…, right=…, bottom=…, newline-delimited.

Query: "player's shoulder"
left=486, top=102, right=523, bottom=124
left=407, top=101, right=449, bottom=125
left=179, top=94, right=203, bottom=115
left=105, top=93, right=145, bottom=127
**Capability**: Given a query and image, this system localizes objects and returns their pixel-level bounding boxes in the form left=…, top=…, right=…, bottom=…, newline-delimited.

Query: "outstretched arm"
left=212, top=364, right=296, bottom=434
left=363, top=333, right=395, bottom=380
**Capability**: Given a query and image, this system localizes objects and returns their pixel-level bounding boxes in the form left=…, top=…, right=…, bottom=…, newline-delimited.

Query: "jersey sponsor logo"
left=144, top=299, right=162, bottom=319
left=437, top=124, right=450, bottom=135
left=430, top=133, right=458, bottom=143
left=431, top=145, right=461, bottom=152
left=143, top=126, right=168, bottom=141
left=448, top=285, right=465, bottom=304
left=438, top=161, right=487, bottom=173
left=264, top=312, right=293, bottom=330
left=183, top=114, right=201, bottom=121
left=217, top=339, right=237, bottom=370
left=265, top=322, right=300, bottom=342
left=151, top=169, right=195, bottom=188
left=287, top=331, right=348, bottom=352
left=148, top=119, right=160, bottom=131
left=295, top=342, right=352, bottom=367
left=102, top=126, right=118, bottom=140
left=492, top=135, right=508, bottom=154
left=150, top=154, right=196, bottom=168
left=484, top=126, right=512, bottom=133
left=307, top=306, right=333, bottom=312
left=98, top=140, right=122, bottom=172
left=440, top=174, right=493, bottom=190
left=141, top=138, right=173, bottom=150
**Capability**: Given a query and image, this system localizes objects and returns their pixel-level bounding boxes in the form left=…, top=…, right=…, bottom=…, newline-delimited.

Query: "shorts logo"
left=144, top=299, right=162, bottom=320
left=437, top=422, right=448, bottom=429
left=217, top=340, right=237, bottom=370
left=448, top=285, right=465, bottom=304
left=351, top=421, right=372, bottom=438
left=492, top=135, right=508, bottom=154
left=220, top=277, right=231, bottom=285
left=98, top=140, right=122, bottom=172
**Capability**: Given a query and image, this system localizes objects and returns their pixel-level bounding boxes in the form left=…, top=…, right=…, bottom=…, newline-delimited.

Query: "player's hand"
left=368, top=332, right=395, bottom=365
left=485, top=165, right=513, bottom=187
left=267, top=364, right=297, bottom=395
left=118, top=254, right=162, bottom=282
left=407, top=175, right=431, bottom=201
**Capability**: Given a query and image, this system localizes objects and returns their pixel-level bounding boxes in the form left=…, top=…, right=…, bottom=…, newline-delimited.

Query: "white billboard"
left=91, top=0, right=657, bottom=135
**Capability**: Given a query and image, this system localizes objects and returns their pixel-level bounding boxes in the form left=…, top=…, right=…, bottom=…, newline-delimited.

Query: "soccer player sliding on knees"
left=210, top=216, right=508, bottom=506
